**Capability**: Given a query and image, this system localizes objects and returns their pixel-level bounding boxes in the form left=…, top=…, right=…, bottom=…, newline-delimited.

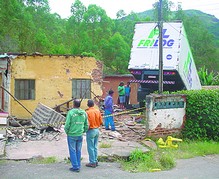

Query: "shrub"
left=121, top=149, right=175, bottom=172
left=81, top=52, right=96, bottom=58
left=174, top=89, right=219, bottom=141
left=198, top=66, right=219, bottom=85
left=129, top=148, right=152, bottom=162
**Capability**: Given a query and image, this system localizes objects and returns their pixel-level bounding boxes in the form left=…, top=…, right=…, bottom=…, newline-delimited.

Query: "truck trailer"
left=128, top=21, right=201, bottom=102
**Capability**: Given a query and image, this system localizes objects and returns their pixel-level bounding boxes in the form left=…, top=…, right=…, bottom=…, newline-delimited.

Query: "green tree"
left=24, top=0, right=50, bottom=11
left=0, top=0, right=25, bottom=51
left=116, top=10, right=126, bottom=19
left=183, top=16, right=218, bottom=71
left=174, top=2, right=185, bottom=20
left=17, top=11, right=36, bottom=52
left=67, top=0, right=90, bottom=54
left=34, top=28, right=51, bottom=53
left=82, top=4, right=113, bottom=52
left=1, top=0, right=218, bottom=75
left=113, top=12, right=140, bottom=46
left=102, top=32, right=130, bottom=74
left=153, top=0, right=174, bottom=21
left=70, top=0, right=86, bottom=23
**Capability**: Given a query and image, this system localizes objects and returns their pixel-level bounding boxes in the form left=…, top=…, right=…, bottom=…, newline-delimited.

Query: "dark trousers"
left=125, top=95, right=130, bottom=106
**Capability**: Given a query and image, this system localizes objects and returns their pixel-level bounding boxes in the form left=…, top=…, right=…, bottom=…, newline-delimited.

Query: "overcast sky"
left=48, top=0, right=219, bottom=19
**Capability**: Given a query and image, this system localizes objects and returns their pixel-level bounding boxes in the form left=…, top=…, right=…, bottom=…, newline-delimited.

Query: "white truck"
left=128, top=21, right=201, bottom=102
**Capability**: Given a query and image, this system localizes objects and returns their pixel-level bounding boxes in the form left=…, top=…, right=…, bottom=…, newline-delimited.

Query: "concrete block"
left=0, top=140, right=6, bottom=157
left=0, top=117, right=7, bottom=125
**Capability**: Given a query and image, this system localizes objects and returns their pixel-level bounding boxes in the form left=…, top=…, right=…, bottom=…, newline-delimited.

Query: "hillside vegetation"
left=0, top=0, right=218, bottom=73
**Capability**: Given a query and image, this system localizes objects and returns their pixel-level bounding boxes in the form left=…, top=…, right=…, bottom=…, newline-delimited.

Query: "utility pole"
left=158, top=0, right=163, bottom=94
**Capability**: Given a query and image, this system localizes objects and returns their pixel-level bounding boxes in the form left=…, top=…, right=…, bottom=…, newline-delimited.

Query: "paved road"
left=1, top=155, right=219, bottom=179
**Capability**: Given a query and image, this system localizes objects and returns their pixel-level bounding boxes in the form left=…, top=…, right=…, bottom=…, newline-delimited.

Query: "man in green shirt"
left=118, top=81, right=125, bottom=109
left=64, top=99, right=88, bottom=172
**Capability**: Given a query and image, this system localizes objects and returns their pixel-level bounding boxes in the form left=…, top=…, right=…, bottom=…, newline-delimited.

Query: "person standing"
left=64, top=99, right=88, bottom=173
left=85, top=99, right=103, bottom=168
left=125, top=82, right=131, bottom=107
left=104, top=89, right=115, bottom=131
left=118, top=81, right=125, bottom=109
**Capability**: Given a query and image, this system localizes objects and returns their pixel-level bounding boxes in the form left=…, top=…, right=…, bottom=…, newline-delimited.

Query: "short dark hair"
left=87, top=99, right=94, bottom=107
left=108, top=89, right=114, bottom=95
left=74, top=99, right=81, bottom=108
left=120, top=81, right=124, bottom=85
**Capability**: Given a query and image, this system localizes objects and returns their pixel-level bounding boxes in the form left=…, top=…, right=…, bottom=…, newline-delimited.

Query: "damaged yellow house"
left=0, top=53, right=103, bottom=119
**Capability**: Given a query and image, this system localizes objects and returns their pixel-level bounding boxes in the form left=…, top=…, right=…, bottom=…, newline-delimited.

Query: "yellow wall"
left=10, top=55, right=103, bottom=119
left=0, top=74, right=2, bottom=109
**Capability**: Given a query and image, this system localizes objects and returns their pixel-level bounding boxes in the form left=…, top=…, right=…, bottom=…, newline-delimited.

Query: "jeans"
left=86, top=128, right=99, bottom=164
left=104, top=109, right=115, bottom=131
left=119, top=95, right=125, bottom=103
left=67, top=135, right=83, bottom=170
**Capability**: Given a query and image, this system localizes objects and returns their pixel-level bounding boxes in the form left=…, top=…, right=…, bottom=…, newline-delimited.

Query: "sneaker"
left=96, top=162, right=99, bottom=166
left=85, top=163, right=96, bottom=168
left=69, top=168, right=80, bottom=172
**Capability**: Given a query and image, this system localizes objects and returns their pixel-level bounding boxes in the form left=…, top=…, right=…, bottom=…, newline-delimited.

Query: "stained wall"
left=10, top=55, right=103, bottom=119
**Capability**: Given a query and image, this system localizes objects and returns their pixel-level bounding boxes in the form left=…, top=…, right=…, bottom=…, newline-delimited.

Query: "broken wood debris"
left=6, top=118, right=62, bottom=143
left=5, top=112, right=146, bottom=145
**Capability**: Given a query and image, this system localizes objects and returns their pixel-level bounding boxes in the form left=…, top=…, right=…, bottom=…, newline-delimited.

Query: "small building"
left=102, top=74, right=139, bottom=105
left=0, top=53, right=103, bottom=119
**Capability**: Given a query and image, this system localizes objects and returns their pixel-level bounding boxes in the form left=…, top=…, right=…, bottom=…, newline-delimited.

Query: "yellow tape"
left=103, top=106, right=145, bottom=118
left=0, top=107, right=145, bottom=130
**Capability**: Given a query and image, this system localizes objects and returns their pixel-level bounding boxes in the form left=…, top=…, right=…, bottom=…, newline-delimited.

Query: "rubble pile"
left=6, top=123, right=62, bottom=143
left=100, top=113, right=146, bottom=142
left=5, top=111, right=146, bottom=144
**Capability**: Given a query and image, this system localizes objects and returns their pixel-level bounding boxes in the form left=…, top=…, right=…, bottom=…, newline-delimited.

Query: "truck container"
left=128, top=21, right=201, bottom=102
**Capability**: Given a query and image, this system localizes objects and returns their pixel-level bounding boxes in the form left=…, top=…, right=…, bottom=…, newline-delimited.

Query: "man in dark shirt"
left=104, top=90, right=115, bottom=131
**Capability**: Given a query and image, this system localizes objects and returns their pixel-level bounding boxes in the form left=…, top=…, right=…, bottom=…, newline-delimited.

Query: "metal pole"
left=158, top=0, right=163, bottom=94
left=0, top=85, right=33, bottom=115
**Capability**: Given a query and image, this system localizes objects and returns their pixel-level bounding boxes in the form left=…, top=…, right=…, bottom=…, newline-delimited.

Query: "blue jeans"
left=104, top=109, right=115, bottom=131
left=67, top=136, right=83, bottom=170
left=86, top=128, right=99, bottom=164
left=119, top=95, right=125, bottom=103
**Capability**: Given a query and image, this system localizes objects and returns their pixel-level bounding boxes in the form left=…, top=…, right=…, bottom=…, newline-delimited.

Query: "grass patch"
left=64, top=156, right=84, bottom=164
left=120, top=140, right=219, bottom=173
left=29, top=156, right=57, bottom=164
left=171, top=140, right=219, bottom=159
left=99, top=142, right=111, bottom=148
left=120, top=149, right=168, bottom=173
left=0, top=160, right=7, bottom=165
left=121, top=149, right=176, bottom=172
left=159, top=152, right=176, bottom=170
